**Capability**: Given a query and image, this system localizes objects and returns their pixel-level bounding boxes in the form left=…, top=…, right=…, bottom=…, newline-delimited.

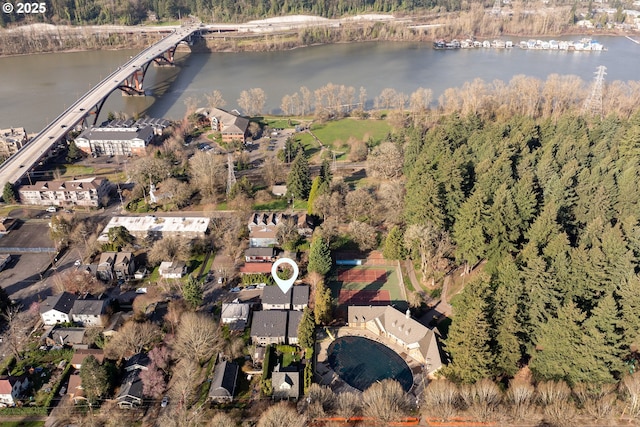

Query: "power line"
left=582, top=65, right=607, bottom=118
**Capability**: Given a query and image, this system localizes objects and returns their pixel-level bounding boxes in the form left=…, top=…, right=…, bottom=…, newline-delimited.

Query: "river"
left=0, top=36, right=638, bottom=132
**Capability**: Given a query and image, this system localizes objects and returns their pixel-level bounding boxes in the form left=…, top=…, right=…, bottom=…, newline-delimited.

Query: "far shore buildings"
left=98, top=216, right=210, bottom=242
left=0, top=127, right=27, bottom=158
left=347, top=305, right=443, bottom=374
left=18, top=177, right=111, bottom=207
left=74, top=118, right=170, bottom=157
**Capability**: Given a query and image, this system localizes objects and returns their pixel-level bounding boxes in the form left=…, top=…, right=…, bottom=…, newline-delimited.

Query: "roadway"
left=0, top=24, right=202, bottom=188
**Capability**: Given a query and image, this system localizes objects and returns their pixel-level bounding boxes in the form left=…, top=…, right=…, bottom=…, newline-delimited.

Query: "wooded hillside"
left=401, top=110, right=640, bottom=385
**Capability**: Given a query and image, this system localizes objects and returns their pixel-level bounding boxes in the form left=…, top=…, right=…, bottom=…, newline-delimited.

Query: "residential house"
left=67, top=373, right=85, bottom=404
left=207, top=108, right=249, bottom=144
left=0, top=376, right=29, bottom=406
left=114, top=252, right=135, bottom=281
left=116, top=370, right=144, bottom=408
left=0, top=127, right=27, bottom=158
left=247, top=212, right=313, bottom=247
left=47, top=327, right=86, bottom=348
left=262, top=285, right=309, bottom=311
left=287, top=310, right=303, bottom=346
left=250, top=310, right=288, bottom=346
left=75, top=125, right=154, bottom=157
left=96, top=252, right=117, bottom=282
left=39, top=292, right=77, bottom=325
left=291, top=285, right=309, bottom=311
left=244, top=247, right=276, bottom=263
left=159, top=261, right=187, bottom=279
left=262, top=286, right=292, bottom=311
left=221, top=303, right=251, bottom=330
left=239, top=262, right=273, bottom=275
left=71, top=349, right=105, bottom=370
left=271, top=364, right=300, bottom=400
left=71, top=298, right=108, bottom=327
left=208, top=360, right=239, bottom=403
left=271, top=185, right=287, bottom=196
left=18, top=177, right=111, bottom=207
left=347, top=306, right=442, bottom=373
left=98, top=216, right=210, bottom=242
left=124, top=353, right=150, bottom=372
left=117, top=352, right=149, bottom=409
left=103, top=311, right=132, bottom=338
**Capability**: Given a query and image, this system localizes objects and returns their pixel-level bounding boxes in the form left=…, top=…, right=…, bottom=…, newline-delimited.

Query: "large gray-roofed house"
left=116, top=370, right=144, bottom=408
left=250, top=310, right=288, bottom=346
left=271, top=364, right=300, bottom=400
left=39, top=292, right=77, bottom=325
left=221, top=303, right=251, bottom=330
left=347, top=305, right=442, bottom=373
left=261, top=286, right=292, bottom=310
left=71, top=299, right=107, bottom=327
left=208, top=108, right=250, bottom=144
left=291, top=285, right=309, bottom=311
left=244, top=247, right=276, bottom=263
left=208, top=360, right=239, bottom=403
left=287, top=310, right=303, bottom=346
left=48, top=327, right=86, bottom=347
left=262, top=285, right=309, bottom=311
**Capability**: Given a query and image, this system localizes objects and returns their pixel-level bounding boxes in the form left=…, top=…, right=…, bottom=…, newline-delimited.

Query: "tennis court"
left=338, top=289, right=391, bottom=306
left=337, top=268, right=387, bottom=283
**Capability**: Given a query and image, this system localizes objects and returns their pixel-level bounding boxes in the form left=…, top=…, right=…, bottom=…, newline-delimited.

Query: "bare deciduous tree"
left=258, top=402, right=305, bottom=427
left=377, top=180, right=405, bottom=225
left=367, top=142, right=403, bottom=179
left=423, top=379, right=458, bottom=421
left=336, top=391, right=361, bottom=421
left=573, top=382, right=617, bottom=420
left=174, top=312, right=222, bottom=365
left=104, top=321, right=162, bottom=360
left=208, top=412, right=237, bottom=427
left=148, top=236, right=191, bottom=266
left=52, top=269, right=106, bottom=295
left=404, top=223, right=453, bottom=283
left=348, top=221, right=378, bottom=251
left=345, top=187, right=378, bottom=224
left=537, top=380, right=571, bottom=406
left=206, top=90, right=226, bottom=110
left=361, top=379, right=410, bottom=424
left=189, top=151, right=226, bottom=201
left=459, top=379, right=501, bottom=422
left=238, top=88, right=266, bottom=116
left=622, top=372, right=640, bottom=418
left=505, top=379, right=535, bottom=421
left=306, top=384, right=335, bottom=417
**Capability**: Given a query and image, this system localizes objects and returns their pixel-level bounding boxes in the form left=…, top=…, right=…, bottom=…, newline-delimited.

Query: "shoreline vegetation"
left=0, top=8, right=637, bottom=57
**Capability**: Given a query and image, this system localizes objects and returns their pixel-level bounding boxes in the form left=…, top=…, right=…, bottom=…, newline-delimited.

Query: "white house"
left=0, top=376, right=29, bottom=406
left=71, top=299, right=108, bottom=327
left=221, top=303, right=251, bottom=330
left=39, top=292, right=77, bottom=325
left=159, top=261, right=187, bottom=279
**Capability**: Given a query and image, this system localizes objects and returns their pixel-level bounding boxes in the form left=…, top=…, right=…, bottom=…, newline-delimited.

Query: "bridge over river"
left=0, top=23, right=204, bottom=188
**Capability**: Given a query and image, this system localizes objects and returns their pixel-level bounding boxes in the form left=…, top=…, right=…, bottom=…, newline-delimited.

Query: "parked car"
left=46, top=206, right=57, bottom=213
left=161, top=396, right=169, bottom=408
left=230, top=287, right=241, bottom=293
left=217, top=277, right=224, bottom=284
left=246, top=285, right=257, bottom=290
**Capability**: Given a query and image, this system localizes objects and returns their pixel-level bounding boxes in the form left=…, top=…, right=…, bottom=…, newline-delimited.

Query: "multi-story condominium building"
left=18, top=177, right=111, bottom=207
left=75, top=125, right=154, bottom=157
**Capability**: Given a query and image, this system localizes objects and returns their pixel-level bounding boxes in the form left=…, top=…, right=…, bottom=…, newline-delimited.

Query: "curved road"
left=0, top=24, right=201, bottom=188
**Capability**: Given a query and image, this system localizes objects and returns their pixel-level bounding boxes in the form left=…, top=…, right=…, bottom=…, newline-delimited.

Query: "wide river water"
left=1, top=35, right=639, bottom=132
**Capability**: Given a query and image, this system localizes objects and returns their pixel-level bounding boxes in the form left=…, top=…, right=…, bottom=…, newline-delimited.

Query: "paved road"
left=0, top=24, right=201, bottom=188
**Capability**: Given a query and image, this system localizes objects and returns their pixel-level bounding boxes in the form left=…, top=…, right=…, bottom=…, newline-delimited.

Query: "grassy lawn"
left=253, top=199, right=307, bottom=211
left=260, top=116, right=303, bottom=129
left=58, top=164, right=95, bottom=177
left=148, top=266, right=160, bottom=283
left=308, top=118, right=390, bottom=151
left=0, top=422, right=46, bottom=427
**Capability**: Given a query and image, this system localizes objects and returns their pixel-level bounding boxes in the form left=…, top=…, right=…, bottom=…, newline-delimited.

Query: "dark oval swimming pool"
left=327, top=336, right=413, bottom=392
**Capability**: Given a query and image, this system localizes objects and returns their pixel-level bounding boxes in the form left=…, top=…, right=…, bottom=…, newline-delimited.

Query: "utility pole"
left=226, top=153, right=236, bottom=195
left=582, top=65, right=606, bottom=119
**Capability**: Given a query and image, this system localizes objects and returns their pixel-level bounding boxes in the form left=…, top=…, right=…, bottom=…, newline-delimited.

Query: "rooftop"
left=98, top=216, right=210, bottom=242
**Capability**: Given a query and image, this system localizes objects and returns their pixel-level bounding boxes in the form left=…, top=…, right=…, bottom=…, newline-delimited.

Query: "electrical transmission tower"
left=492, top=0, right=501, bottom=15
left=226, top=153, right=236, bottom=195
left=582, top=65, right=606, bottom=118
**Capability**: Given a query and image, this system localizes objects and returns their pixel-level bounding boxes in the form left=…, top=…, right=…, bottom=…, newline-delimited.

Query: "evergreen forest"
left=398, top=111, right=640, bottom=386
